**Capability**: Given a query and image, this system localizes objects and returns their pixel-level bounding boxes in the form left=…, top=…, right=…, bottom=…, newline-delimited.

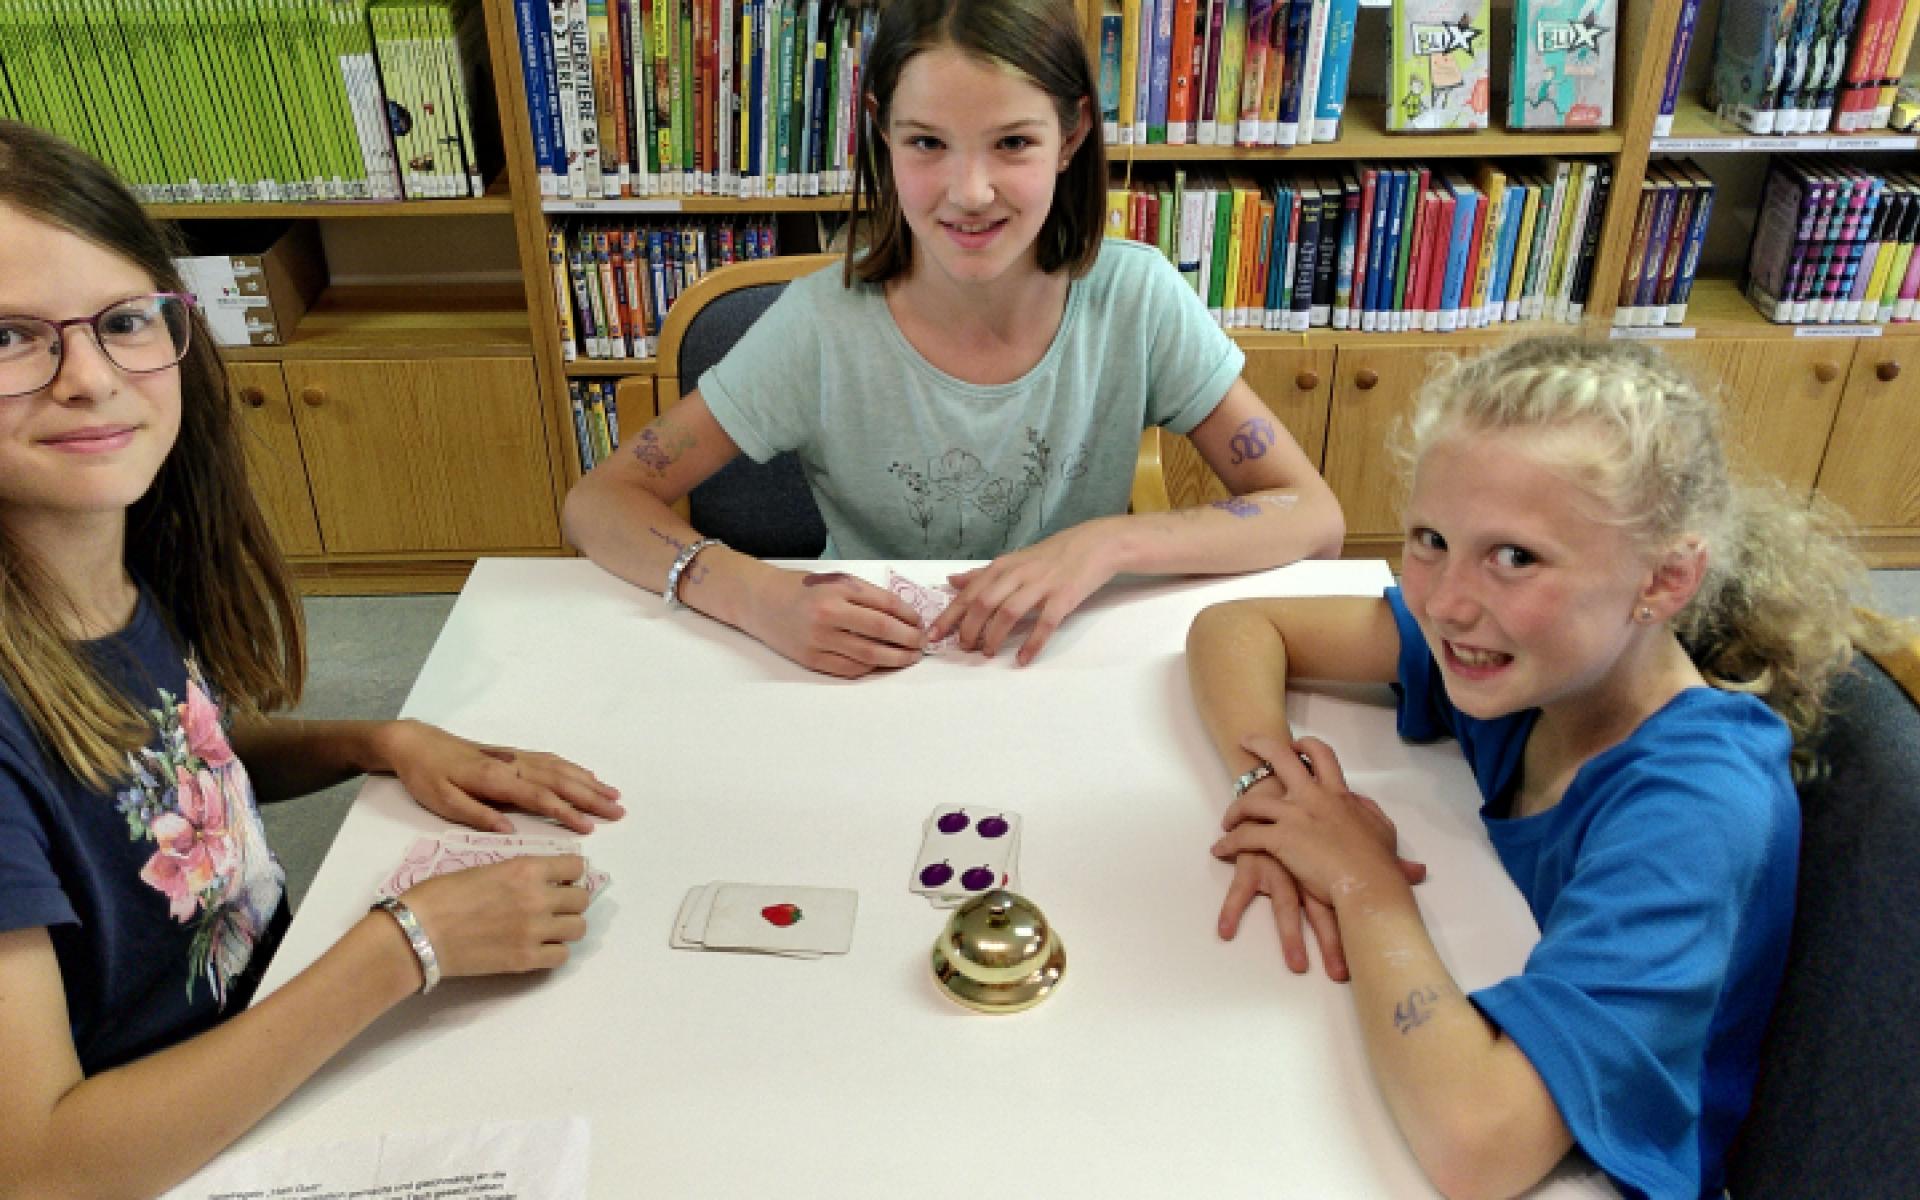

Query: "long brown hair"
left=845, top=0, right=1106, bottom=286
left=0, top=120, right=304, bottom=789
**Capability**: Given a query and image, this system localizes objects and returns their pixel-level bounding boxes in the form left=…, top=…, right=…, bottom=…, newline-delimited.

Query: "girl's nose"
left=948, top=155, right=993, bottom=209
left=1424, top=563, right=1480, bottom=628
left=45, top=324, right=119, bottom=405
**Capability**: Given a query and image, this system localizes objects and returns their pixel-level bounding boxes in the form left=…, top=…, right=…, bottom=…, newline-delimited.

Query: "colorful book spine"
left=1312, top=0, right=1358, bottom=141
left=1655, top=0, right=1704, bottom=137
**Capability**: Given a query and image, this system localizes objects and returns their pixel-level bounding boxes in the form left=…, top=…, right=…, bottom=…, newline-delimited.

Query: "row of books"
left=570, top=379, right=627, bottom=470
left=549, top=217, right=780, bottom=361
left=1107, top=159, right=1611, bottom=333
left=1611, top=158, right=1715, bottom=328
left=1746, top=160, right=1920, bottom=325
left=1691, top=0, right=1920, bottom=136
left=1098, top=0, right=1617, bottom=145
left=0, top=0, right=495, bottom=203
left=510, top=0, right=876, bottom=200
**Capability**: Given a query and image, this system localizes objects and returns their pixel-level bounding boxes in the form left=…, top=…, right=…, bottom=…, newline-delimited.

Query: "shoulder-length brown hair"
left=846, top=0, right=1107, bottom=286
left=0, top=120, right=304, bottom=790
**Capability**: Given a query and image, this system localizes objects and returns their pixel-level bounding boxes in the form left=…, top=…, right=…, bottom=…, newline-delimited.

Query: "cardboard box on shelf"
left=172, top=221, right=326, bottom=347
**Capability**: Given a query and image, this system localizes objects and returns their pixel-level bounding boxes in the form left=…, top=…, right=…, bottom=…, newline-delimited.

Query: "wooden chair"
left=1724, top=611, right=1920, bottom=1198
left=643, top=253, right=1183, bottom=545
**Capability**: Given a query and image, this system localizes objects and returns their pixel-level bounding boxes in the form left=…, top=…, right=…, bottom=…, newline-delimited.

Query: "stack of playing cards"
left=670, top=882, right=858, bottom=958
left=375, top=831, right=609, bottom=904
left=886, top=569, right=960, bottom=654
left=909, top=804, right=1022, bottom=908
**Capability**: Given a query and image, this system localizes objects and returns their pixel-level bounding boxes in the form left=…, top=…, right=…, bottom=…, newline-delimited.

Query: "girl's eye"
left=907, top=135, right=942, bottom=152
left=998, top=135, right=1034, bottom=152
left=1407, top=528, right=1445, bottom=554
left=102, top=311, right=152, bottom=337
left=1492, top=545, right=1536, bottom=569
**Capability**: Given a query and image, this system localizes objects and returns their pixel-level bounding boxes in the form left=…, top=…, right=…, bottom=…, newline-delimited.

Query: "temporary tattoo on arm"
left=648, top=528, right=708, bottom=586
left=1392, top=985, right=1442, bottom=1035
left=1226, top=418, right=1277, bottom=465
left=1210, top=496, right=1263, bottom=518
left=802, top=572, right=850, bottom=587
left=1174, top=494, right=1299, bottom=520
left=629, top=419, right=697, bottom=477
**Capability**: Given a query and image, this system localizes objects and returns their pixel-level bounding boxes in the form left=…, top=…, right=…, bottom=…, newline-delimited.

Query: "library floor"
left=263, top=571, right=1920, bottom=909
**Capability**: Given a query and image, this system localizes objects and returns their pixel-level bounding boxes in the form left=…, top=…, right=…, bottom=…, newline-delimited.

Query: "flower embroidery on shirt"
left=115, top=663, right=283, bottom=1007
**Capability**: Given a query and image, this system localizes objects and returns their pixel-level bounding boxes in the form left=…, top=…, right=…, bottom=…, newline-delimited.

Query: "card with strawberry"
left=670, top=882, right=857, bottom=957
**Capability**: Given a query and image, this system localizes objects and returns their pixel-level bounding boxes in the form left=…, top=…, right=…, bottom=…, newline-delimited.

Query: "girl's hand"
left=1218, top=848, right=1354, bottom=981
left=397, top=854, right=591, bottom=978
left=1213, top=735, right=1426, bottom=908
left=377, top=720, right=624, bottom=835
left=930, top=522, right=1120, bottom=665
left=746, top=568, right=927, bottom=678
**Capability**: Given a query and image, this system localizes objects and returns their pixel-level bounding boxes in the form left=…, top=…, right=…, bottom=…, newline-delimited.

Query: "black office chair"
left=654, top=254, right=836, bottom=559
left=1724, top=612, right=1920, bottom=1199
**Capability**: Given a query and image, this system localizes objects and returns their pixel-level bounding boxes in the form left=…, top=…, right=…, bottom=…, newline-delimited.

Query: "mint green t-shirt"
left=698, top=238, right=1245, bottom=559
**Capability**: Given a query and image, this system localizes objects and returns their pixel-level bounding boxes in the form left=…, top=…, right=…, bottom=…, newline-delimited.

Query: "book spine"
left=1312, top=0, right=1357, bottom=141
left=1149, top=0, right=1173, bottom=143
left=1292, top=0, right=1327, bottom=146
left=1655, top=0, right=1703, bottom=136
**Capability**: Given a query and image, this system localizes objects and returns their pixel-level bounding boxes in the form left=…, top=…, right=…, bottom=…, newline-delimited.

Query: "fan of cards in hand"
left=910, top=804, right=1022, bottom=908
left=886, top=570, right=960, bottom=654
left=374, top=831, right=609, bottom=904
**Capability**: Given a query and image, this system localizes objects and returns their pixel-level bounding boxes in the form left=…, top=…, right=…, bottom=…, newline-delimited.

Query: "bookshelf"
left=13, top=0, right=1904, bottom=578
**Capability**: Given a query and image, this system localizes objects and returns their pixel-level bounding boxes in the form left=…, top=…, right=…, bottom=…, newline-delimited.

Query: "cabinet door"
left=1816, top=348, right=1920, bottom=530
left=1322, top=345, right=1455, bottom=544
left=1151, top=346, right=1335, bottom=508
left=282, top=358, right=560, bottom=554
left=229, top=362, right=323, bottom=557
left=1655, top=340, right=1848, bottom=497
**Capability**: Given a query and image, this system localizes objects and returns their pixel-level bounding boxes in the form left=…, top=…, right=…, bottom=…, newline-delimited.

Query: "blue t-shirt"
left=0, top=592, right=287, bottom=1075
left=1386, top=589, right=1797, bottom=1200
left=699, top=238, right=1245, bottom=558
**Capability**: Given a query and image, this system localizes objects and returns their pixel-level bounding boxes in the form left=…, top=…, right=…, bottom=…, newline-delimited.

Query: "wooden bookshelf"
left=542, top=194, right=856, bottom=215
left=1653, top=96, right=1920, bottom=154
left=147, top=177, right=515, bottom=221
left=1645, top=278, right=1920, bottom=342
left=1106, top=101, right=1627, bottom=162
left=223, top=282, right=534, bottom=362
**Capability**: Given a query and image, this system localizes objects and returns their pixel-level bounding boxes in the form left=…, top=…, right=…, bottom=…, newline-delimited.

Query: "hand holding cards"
left=910, top=805, right=1023, bottom=908
left=376, top=831, right=610, bottom=905
left=671, top=882, right=858, bottom=958
left=886, top=570, right=960, bottom=654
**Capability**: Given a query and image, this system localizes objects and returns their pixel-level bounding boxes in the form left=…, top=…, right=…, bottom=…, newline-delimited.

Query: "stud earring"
left=1637, top=606, right=1654, bottom=623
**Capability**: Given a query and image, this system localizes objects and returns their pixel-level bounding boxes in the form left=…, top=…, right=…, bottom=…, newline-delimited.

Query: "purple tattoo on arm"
left=1393, top=985, right=1441, bottom=1035
left=1226, top=418, right=1278, bottom=465
left=648, top=528, right=708, bottom=586
left=629, top=420, right=697, bottom=476
left=1210, top=496, right=1262, bottom=518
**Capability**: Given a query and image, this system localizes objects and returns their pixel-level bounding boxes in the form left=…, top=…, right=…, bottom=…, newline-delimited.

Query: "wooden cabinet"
left=1321, top=344, right=1454, bottom=549
left=1144, top=346, right=1334, bottom=509
left=1655, top=340, right=1848, bottom=498
left=230, top=362, right=323, bottom=557
left=1815, top=346, right=1920, bottom=564
left=278, top=358, right=559, bottom=555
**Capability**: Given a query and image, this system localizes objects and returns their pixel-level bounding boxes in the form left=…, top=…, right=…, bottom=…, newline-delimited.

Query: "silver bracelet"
left=664, top=537, right=723, bottom=610
left=1232, top=763, right=1274, bottom=800
left=372, top=896, right=441, bottom=994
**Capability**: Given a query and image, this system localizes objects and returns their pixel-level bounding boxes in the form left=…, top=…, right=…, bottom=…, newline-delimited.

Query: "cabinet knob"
left=300, top=387, right=326, bottom=408
left=1812, top=362, right=1839, bottom=384
left=1354, top=368, right=1379, bottom=391
left=1877, top=361, right=1901, bottom=383
left=1294, top=370, right=1320, bottom=391
left=239, top=387, right=267, bottom=409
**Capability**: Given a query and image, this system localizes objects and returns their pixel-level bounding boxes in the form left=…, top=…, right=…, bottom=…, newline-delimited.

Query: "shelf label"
left=1653, top=138, right=1732, bottom=152
left=1610, top=326, right=1698, bottom=340
left=1793, top=325, right=1883, bottom=338
left=1844, top=137, right=1918, bottom=150
left=544, top=199, right=686, bottom=213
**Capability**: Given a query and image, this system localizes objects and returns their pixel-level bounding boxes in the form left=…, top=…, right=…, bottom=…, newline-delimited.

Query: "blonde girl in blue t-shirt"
left=0, top=121, right=623, bottom=1194
left=1186, top=338, right=1872, bottom=1198
left=565, top=0, right=1344, bottom=677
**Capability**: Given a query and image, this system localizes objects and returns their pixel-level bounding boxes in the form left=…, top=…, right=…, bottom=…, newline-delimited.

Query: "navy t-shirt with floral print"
left=0, top=591, right=287, bottom=1075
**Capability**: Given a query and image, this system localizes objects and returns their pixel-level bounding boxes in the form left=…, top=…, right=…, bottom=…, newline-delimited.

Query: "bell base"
left=930, top=939, right=1066, bottom=1014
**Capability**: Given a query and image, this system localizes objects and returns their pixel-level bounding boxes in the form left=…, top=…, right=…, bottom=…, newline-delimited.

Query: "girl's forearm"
left=231, top=718, right=389, bottom=803
left=16, top=917, right=419, bottom=1199
left=1185, top=601, right=1296, bottom=773
left=1108, top=486, right=1346, bottom=577
left=1334, top=883, right=1570, bottom=1199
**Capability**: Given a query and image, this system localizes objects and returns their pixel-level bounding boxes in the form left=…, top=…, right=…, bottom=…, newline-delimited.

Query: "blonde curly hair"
left=1396, top=337, right=1866, bottom=754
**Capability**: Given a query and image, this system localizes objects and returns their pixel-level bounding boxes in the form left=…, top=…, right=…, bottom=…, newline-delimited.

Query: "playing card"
left=700, top=883, right=858, bottom=957
left=671, top=882, right=717, bottom=949
left=910, top=805, right=1021, bottom=905
left=886, top=570, right=960, bottom=654
left=376, top=834, right=608, bottom=906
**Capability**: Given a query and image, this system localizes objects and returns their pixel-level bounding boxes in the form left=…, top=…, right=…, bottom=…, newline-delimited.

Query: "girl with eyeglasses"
left=0, top=120, right=624, bottom=1195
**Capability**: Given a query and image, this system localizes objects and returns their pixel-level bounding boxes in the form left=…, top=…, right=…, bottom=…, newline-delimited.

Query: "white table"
left=249, top=560, right=1616, bottom=1199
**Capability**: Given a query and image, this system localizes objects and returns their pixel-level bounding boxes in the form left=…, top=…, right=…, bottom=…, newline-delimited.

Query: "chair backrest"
left=655, top=255, right=837, bottom=559
left=1725, top=615, right=1920, bottom=1198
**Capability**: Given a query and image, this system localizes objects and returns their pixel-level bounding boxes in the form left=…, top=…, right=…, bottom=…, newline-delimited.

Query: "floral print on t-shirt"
left=113, top=663, right=283, bottom=1007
